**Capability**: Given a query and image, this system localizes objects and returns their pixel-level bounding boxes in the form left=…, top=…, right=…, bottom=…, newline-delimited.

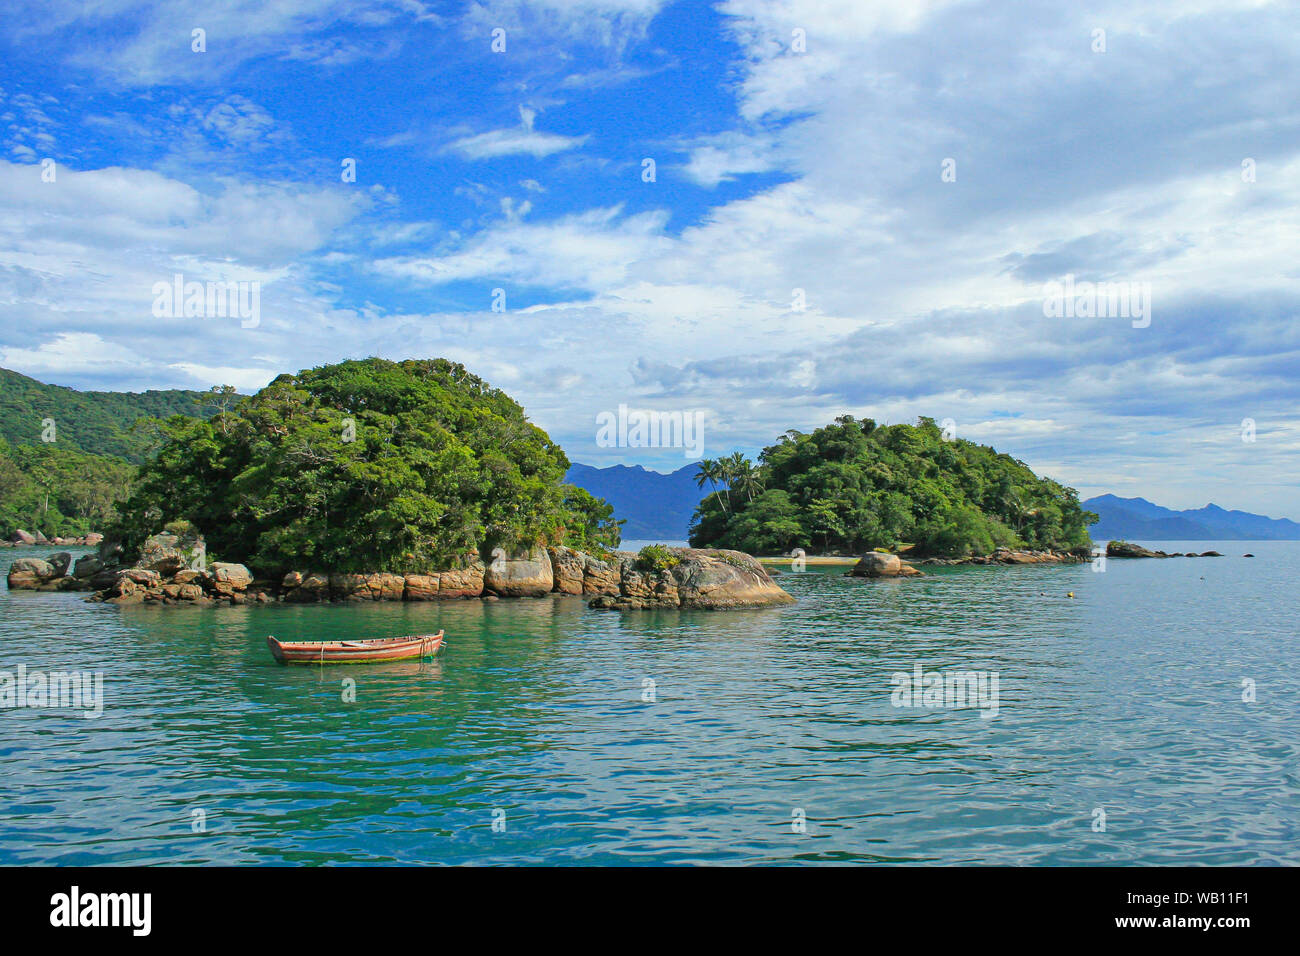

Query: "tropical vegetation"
left=106, top=358, right=622, bottom=573
left=689, top=416, right=1096, bottom=557
left=0, top=367, right=231, bottom=539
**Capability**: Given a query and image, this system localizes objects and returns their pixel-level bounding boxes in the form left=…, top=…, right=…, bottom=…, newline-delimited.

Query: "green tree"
left=106, top=358, right=621, bottom=575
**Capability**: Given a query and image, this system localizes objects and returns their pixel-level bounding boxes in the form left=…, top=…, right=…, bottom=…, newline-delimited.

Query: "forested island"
left=689, top=416, right=1097, bottom=558
left=111, top=357, right=622, bottom=569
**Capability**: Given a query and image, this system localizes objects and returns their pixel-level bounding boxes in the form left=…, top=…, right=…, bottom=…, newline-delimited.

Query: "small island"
left=688, top=415, right=1097, bottom=566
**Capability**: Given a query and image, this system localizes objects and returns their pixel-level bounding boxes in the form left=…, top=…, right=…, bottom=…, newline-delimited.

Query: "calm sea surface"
left=1, top=541, right=1296, bottom=865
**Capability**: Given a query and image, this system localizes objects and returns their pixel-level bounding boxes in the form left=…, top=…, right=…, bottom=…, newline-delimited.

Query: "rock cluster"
left=586, top=548, right=794, bottom=611
left=913, top=547, right=1093, bottom=566
left=7, top=538, right=794, bottom=612
left=3, top=530, right=103, bottom=548
left=1106, top=541, right=1224, bottom=559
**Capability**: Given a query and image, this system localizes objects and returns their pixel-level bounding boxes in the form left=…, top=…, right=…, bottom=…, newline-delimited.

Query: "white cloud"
left=6, top=0, right=435, bottom=86
left=0, top=332, right=140, bottom=377
left=446, top=127, right=589, bottom=160
left=167, top=362, right=279, bottom=392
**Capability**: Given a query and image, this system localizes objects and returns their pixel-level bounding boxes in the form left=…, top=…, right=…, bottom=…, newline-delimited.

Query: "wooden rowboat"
left=266, top=631, right=444, bottom=665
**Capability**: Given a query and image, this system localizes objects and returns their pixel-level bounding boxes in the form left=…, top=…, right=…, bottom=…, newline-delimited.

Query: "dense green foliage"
left=0, top=436, right=136, bottom=538
left=689, top=416, right=1096, bottom=557
left=0, top=367, right=233, bottom=538
left=108, top=358, right=621, bottom=573
left=0, top=366, right=220, bottom=463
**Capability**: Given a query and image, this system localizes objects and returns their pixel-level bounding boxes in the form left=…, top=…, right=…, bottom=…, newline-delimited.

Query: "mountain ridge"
left=564, top=462, right=708, bottom=541
left=1082, top=494, right=1300, bottom=540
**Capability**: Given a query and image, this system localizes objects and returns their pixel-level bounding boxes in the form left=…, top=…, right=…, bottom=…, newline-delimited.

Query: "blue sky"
left=1, top=0, right=1297, bottom=517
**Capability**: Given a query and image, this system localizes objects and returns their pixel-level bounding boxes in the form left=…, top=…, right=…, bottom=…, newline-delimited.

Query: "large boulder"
left=618, top=554, right=680, bottom=605
left=88, top=567, right=124, bottom=590
left=119, top=568, right=162, bottom=587
left=582, top=552, right=621, bottom=595
left=851, top=552, right=901, bottom=576
left=136, top=531, right=205, bottom=575
left=7, top=557, right=54, bottom=589
left=437, top=559, right=485, bottom=599
left=674, top=550, right=785, bottom=609
left=72, top=554, right=104, bottom=579
left=283, top=571, right=331, bottom=603
left=484, top=547, right=552, bottom=598
left=47, top=552, right=73, bottom=578
left=589, top=548, right=794, bottom=611
left=848, top=552, right=923, bottom=578
left=11, top=529, right=35, bottom=545
left=547, top=546, right=587, bottom=595
left=403, top=573, right=441, bottom=600
left=1106, top=540, right=1171, bottom=558
left=328, top=572, right=403, bottom=601
left=86, top=567, right=162, bottom=604
left=211, top=562, right=253, bottom=590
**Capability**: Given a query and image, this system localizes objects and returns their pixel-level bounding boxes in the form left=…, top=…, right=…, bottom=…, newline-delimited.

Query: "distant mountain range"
left=565, top=463, right=709, bottom=541
left=1082, top=494, right=1300, bottom=540
left=562, top=464, right=1300, bottom=543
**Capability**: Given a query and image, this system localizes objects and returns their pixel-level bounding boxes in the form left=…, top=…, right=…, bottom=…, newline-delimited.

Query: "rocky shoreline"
left=6, top=535, right=794, bottom=612
left=4, top=529, right=103, bottom=548
left=912, top=546, right=1094, bottom=566
left=847, top=546, right=1093, bottom=577
left=1104, top=540, right=1224, bottom=558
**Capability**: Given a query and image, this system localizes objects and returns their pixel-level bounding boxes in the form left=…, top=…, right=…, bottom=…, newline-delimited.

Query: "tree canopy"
left=689, top=416, right=1096, bottom=557
left=108, top=358, right=621, bottom=572
left=0, top=436, right=135, bottom=538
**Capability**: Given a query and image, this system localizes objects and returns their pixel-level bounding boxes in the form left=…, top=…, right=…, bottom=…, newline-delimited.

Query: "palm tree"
left=720, top=452, right=754, bottom=508
left=1000, top=488, right=1028, bottom=532
left=695, top=458, right=728, bottom=515
left=731, top=457, right=763, bottom=502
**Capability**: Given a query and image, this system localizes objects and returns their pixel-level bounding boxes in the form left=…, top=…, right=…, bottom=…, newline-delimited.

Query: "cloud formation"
left=1, top=0, right=1298, bottom=518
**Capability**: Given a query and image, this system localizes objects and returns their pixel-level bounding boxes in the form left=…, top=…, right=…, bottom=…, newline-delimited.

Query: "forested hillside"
left=0, top=367, right=228, bottom=538
left=0, top=367, right=222, bottom=462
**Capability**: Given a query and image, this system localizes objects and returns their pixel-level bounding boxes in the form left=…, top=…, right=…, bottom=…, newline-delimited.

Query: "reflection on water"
left=1, top=542, right=1297, bottom=864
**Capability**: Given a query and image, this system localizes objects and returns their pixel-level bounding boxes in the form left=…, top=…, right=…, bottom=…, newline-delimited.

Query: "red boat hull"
left=267, top=631, right=444, bottom=664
